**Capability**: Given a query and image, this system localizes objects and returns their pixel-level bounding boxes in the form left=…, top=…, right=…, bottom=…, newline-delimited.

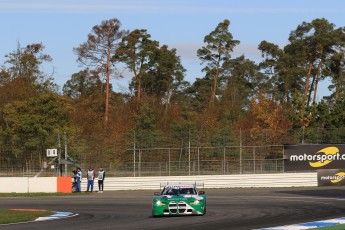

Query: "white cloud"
left=233, top=43, right=262, bottom=62
left=172, top=42, right=263, bottom=63
left=170, top=42, right=265, bottom=82
left=173, top=42, right=200, bottom=60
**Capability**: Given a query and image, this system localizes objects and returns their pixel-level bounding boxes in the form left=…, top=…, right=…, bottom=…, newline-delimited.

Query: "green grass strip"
left=311, top=224, right=345, bottom=229
left=0, top=209, right=54, bottom=224
left=0, top=192, right=90, bottom=197
left=269, top=222, right=345, bottom=229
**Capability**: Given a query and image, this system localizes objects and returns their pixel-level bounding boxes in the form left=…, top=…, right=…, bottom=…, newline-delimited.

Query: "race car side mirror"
left=198, top=191, right=205, bottom=195
left=154, top=192, right=161, bottom=196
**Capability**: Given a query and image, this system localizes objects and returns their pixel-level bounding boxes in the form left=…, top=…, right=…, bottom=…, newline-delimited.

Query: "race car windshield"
left=162, top=187, right=197, bottom=195
left=162, top=188, right=179, bottom=195
left=179, top=188, right=196, bottom=195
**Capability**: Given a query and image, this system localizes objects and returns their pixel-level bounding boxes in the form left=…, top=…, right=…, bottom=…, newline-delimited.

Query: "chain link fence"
left=0, top=146, right=284, bottom=177
left=120, top=145, right=284, bottom=177
left=1, top=127, right=345, bottom=177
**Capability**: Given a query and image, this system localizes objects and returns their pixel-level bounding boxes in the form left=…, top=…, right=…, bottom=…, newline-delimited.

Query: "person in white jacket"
left=86, top=166, right=95, bottom=192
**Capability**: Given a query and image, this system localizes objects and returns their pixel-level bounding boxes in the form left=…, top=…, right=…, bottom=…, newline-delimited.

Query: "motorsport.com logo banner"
left=284, top=145, right=345, bottom=172
left=317, top=169, right=345, bottom=186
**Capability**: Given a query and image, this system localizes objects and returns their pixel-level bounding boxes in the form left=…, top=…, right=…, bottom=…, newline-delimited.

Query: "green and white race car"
left=152, top=183, right=206, bottom=216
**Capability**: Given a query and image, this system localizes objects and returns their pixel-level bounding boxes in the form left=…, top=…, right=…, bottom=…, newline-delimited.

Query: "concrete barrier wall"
left=0, top=177, right=29, bottom=193
left=0, top=177, right=65, bottom=193
left=28, top=177, right=57, bottom=193
left=0, top=172, right=318, bottom=193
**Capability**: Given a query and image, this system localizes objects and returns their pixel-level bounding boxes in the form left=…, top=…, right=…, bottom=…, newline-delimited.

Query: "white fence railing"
left=93, top=172, right=317, bottom=191
left=0, top=172, right=318, bottom=193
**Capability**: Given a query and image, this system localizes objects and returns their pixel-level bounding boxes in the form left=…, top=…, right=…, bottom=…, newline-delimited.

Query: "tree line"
left=1, top=17, right=345, bottom=167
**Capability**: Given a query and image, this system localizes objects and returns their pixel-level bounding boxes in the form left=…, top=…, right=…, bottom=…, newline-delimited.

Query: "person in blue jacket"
left=86, top=166, right=95, bottom=192
left=76, top=167, right=82, bottom=192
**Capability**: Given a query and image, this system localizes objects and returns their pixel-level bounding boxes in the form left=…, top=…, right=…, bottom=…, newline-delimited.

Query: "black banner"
left=318, top=169, right=345, bottom=186
left=284, top=144, right=345, bottom=172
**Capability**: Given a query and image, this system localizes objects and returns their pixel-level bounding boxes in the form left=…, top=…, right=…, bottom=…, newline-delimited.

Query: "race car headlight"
left=155, top=200, right=165, bottom=206
left=189, top=200, right=200, bottom=205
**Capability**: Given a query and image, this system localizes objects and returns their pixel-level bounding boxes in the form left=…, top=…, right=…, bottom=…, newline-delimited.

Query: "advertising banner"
left=284, top=144, right=345, bottom=171
left=318, top=169, right=345, bottom=186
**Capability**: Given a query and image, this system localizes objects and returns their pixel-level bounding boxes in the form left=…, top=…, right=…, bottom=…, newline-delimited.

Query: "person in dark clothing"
left=97, top=167, right=105, bottom=193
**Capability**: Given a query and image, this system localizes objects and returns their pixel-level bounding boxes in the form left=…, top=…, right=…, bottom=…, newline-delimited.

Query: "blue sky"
left=1, top=0, right=344, bottom=98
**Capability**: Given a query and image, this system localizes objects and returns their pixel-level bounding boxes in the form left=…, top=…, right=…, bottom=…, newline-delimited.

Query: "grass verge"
left=312, top=224, right=345, bottom=230
left=0, top=209, right=54, bottom=224
left=0, top=192, right=90, bottom=197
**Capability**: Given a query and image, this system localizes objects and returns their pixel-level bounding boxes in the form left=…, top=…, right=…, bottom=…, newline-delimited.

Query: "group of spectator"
left=73, top=166, right=105, bottom=193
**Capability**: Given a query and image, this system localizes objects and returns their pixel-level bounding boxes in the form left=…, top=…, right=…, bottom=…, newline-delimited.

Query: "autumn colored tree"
left=1, top=43, right=55, bottom=103
left=5, top=43, right=52, bottom=80
left=74, top=18, right=128, bottom=124
left=0, top=43, right=69, bottom=166
left=240, top=93, right=291, bottom=144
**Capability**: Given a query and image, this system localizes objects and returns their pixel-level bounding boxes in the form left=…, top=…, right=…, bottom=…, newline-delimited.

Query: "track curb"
left=35, top=211, right=77, bottom=221
left=260, top=217, right=345, bottom=229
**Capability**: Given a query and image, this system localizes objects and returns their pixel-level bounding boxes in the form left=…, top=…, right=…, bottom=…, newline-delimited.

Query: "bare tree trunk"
left=137, top=75, right=141, bottom=103
left=308, top=75, right=316, bottom=106
left=300, top=62, right=313, bottom=127
left=165, top=93, right=170, bottom=113
left=210, top=65, right=219, bottom=106
left=105, top=47, right=111, bottom=124
left=335, top=67, right=343, bottom=103
left=312, top=60, right=323, bottom=104
left=303, top=63, right=313, bottom=107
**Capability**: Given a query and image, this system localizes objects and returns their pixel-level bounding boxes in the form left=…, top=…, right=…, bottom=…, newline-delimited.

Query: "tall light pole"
left=64, top=132, right=68, bottom=176
left=57, top=131, right=62, bottom=176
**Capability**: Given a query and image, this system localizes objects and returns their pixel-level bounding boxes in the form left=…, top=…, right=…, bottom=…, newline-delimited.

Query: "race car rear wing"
left=159, top=182, right=204, bottom=189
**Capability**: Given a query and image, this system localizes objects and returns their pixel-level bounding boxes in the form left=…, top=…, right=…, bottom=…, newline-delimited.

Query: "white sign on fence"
left=46, top=149, right=58, bottom=157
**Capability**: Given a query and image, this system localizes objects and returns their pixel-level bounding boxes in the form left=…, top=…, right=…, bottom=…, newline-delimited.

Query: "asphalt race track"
left=1, top=187, right=345, bottom=230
